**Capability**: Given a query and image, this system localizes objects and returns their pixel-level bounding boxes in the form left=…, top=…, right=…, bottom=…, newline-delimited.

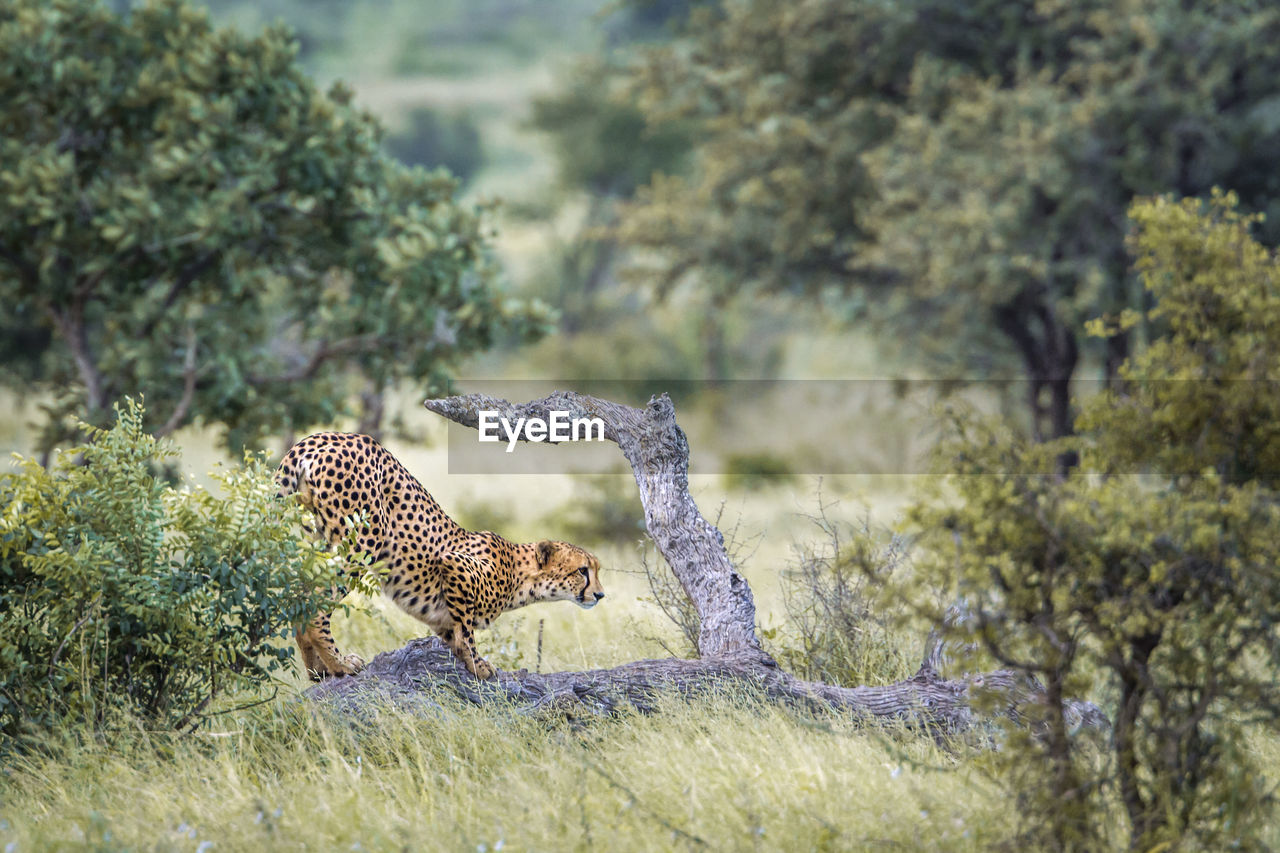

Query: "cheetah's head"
left=536, top=540, right=605, bottom=608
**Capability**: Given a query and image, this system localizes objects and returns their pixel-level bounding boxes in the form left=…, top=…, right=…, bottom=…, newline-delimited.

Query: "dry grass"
left=0, top=688, right=1017, bottom=852
left=4, top=584, right=1279, bottom=851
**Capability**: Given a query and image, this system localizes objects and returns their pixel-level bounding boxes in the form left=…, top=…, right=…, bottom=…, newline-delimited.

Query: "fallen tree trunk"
left=308, top=390, right=1107, bottom=734
left=309, top=634, right=1107, bottom=735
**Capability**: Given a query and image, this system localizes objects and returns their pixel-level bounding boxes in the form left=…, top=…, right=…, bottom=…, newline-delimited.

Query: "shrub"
left=637, top=539, right=700, bottom=656
left=766, top=503, right=915, bottom=687
left=0, top=400, right=341, bottom=744
left=903, top=193, right=1280, bottom=850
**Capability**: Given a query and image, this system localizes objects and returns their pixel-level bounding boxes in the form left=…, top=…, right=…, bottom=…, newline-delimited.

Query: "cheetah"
left=276, top=431, right=605, bottom=680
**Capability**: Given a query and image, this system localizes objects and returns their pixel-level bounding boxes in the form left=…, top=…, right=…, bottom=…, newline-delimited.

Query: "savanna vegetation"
left=2, top=0, right=1278, bottom=850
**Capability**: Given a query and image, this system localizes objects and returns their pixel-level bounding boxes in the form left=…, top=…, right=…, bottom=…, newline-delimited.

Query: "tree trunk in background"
left=994, top=288, right=1079, bottom=452
left=700, top=293, right=731, bottom=385
left=559, top=194, right=618, bottom=335
left=308, top=391, right=1107, bottom=735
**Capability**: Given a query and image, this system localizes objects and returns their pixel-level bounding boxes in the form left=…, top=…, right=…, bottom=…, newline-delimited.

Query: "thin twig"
left=156, top=324, right=199, bottom=437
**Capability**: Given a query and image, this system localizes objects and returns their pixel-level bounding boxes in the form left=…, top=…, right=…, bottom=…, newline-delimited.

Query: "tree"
left=905, top=193, right=1280, bottom=849
left=615, top=0, right=1280, bottom=439
left=0, top=0, right=549, bottom=454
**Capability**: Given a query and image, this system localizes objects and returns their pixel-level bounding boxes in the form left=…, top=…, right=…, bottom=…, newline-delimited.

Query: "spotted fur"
left=276, top=432, right=604, bottom=680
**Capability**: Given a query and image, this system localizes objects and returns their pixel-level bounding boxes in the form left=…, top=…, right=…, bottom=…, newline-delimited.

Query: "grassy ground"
left=0, top=691, right=1016, bottom=852
left=3, top=585, right=1279, bottom=851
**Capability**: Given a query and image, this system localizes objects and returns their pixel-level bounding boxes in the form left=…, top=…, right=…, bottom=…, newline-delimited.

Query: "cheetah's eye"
left=578, top=566, right=590, bottom=578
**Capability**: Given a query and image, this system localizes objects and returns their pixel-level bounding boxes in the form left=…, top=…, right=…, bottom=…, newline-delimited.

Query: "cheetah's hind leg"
left=295, top=625, right=325, bottom=681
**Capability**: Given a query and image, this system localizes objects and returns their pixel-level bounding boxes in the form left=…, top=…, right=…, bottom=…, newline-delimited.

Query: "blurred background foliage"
left=615, top=0, right=1280, bottom=439
left=5, top=0, right=1278, bottom=447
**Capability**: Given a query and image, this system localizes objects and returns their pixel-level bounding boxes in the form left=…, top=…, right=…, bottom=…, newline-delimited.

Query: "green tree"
left=0, top=0, right=549, bottom=454
left=906, top=193, right=1280, bottom=849
left=616, top=0, right=1280, bottom=438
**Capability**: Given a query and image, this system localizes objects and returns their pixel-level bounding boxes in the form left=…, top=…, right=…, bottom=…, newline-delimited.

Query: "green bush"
left=903, top=193, right=1280, bottom=850
left=0, top=400, right=341, bottom=743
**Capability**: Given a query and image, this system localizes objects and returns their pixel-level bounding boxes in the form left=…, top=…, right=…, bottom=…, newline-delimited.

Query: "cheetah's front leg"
left=442, top=622, right=495, bottom=680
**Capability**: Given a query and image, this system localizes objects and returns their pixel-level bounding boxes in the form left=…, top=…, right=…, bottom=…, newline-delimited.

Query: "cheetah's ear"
left=536, top=540, right=555, bottom=566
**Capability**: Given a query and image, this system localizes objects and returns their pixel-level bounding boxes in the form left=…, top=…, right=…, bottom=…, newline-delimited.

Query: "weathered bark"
left=309, top=633, right=1100, bottom=734
left=306, top=390, right=1107, bottom=735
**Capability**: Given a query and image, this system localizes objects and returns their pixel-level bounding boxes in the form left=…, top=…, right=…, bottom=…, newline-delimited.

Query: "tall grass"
left=0, top=692, right=1018, bottom=852
left=770, top=504, right=919, bottom=688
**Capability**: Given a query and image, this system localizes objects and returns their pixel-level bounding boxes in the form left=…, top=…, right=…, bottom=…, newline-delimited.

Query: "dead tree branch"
left=421, top=391, right=769, bottom=665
